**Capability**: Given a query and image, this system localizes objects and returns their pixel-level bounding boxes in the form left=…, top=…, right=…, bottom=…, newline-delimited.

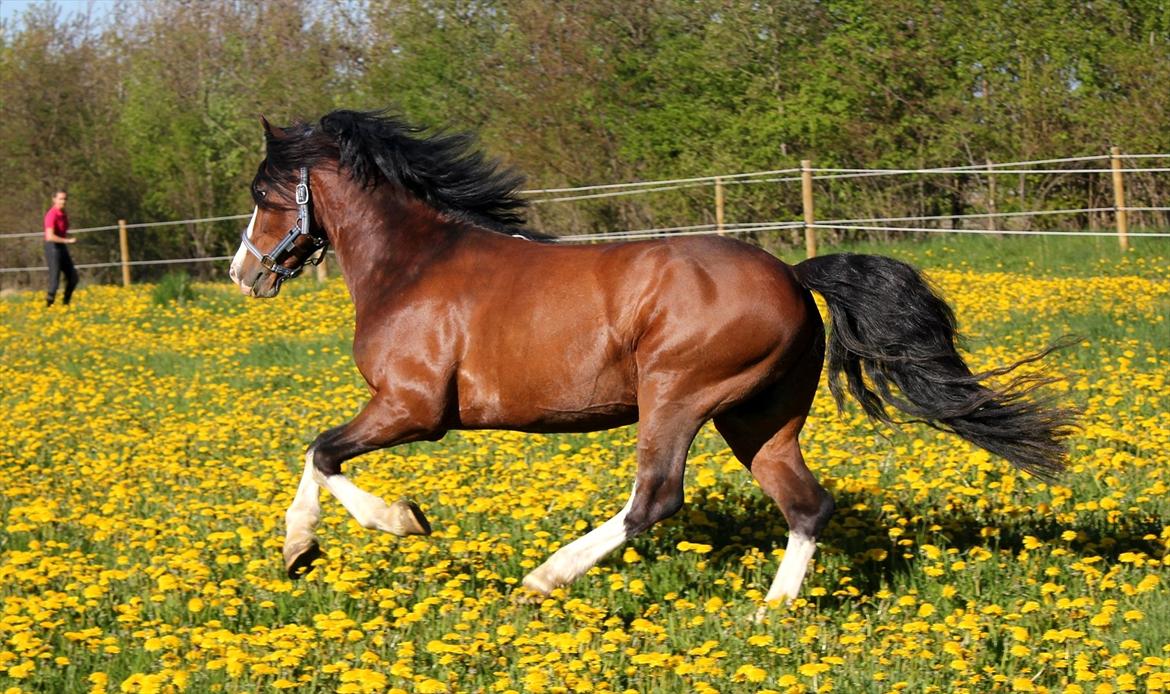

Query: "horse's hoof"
left=388, top=499, right=431, bottom=536
left=284, top=538, right=322, bottom=579
left=754, top=597, right=797, bottom=622
left=519, top=571, right=555, bottom=599
left=514, top=578, right=552, bottom=605
left=512, top=588, right=546, bottom=605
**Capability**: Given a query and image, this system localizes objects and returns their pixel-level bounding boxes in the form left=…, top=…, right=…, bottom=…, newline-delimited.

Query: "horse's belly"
left=456, top=361, right=637, bottom=433
left=497, top=403, right=639, bottom=434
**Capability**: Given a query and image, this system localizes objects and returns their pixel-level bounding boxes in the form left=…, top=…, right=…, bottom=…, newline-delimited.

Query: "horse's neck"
left=323, top=189, right=479, bottom=313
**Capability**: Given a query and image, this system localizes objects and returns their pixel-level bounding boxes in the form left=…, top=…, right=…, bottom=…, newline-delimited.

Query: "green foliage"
left=151, top=271, right=198, bottom=306
left=2, top=0, right=1169, bottom=280
left=1, top=241, right=1168, bottom=692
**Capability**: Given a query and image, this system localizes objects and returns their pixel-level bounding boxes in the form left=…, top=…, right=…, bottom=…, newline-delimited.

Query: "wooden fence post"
left=118, top=219, right=131, bottom=287
left=986, top=159, right=999, bottom=236
left=801, top=159, right=817, bottom=258
left=316, top=256, right=328, bottom=282
left=1110, top=146, right=1129, bottom=252
left=714, top=177, right=725, bottom=235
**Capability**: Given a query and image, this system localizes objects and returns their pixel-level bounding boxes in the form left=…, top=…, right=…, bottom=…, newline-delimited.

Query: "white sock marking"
left=285, top=450, right=322, bottom=532
left=765, top=531, right=817, bottom=603
left=526, top=483, right=637, bottom=591
left=283, top=451, right=323, bottom=565
left=319, top=472, right=398, bottom=531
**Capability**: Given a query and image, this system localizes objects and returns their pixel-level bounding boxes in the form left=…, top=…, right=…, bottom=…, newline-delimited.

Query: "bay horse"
left=229, top=110, right=1071, bottom=608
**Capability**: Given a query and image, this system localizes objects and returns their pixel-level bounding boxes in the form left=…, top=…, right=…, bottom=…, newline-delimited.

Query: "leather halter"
left=239, top=167, right=328, bottom=279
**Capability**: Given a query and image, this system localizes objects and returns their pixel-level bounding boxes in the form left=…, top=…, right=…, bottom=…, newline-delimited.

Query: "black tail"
left=793, top=253, right=1074, bottom=481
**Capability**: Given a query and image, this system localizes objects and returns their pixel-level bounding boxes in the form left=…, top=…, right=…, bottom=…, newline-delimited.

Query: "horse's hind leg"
left=732, top=423, right=833, bottom=605
left=714, top=356, right=834, bottom=610
left=522, top=408, right=703, bottom=596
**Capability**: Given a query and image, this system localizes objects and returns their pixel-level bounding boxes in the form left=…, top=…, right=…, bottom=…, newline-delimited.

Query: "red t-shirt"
left=44, top=207, right=68, bottom=241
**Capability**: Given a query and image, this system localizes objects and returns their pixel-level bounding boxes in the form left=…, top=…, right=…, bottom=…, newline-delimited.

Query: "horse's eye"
left=258, top=189, right=267, bottom=198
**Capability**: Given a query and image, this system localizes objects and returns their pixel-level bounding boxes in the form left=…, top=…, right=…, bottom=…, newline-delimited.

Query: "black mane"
left=256, top=109, right=532, bottom=234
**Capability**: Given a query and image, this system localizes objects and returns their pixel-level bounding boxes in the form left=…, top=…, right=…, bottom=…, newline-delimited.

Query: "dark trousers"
left=45, top=242, right=79, bottom=305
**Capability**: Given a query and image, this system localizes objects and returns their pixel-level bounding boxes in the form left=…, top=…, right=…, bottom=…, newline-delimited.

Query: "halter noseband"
left=240, top=167, right=328, bottom=279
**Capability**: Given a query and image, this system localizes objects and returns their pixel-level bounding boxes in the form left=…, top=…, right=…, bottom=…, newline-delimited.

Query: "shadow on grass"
left=340, top=472, right=1165, bottom=621
left=649, top=480, right=1168, bottom=607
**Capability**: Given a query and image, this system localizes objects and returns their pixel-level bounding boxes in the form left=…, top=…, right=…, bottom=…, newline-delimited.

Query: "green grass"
left=1, top=236, right=1168, bottom=692
left=778, top=230, right=1170, bottom=278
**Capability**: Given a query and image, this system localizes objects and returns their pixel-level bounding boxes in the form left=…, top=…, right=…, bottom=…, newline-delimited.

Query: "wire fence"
left=2, top=152, right=1167, bottom=276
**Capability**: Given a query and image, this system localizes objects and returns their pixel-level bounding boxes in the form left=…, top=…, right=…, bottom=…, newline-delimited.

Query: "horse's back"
left=455, top=234, right=820, bottom=426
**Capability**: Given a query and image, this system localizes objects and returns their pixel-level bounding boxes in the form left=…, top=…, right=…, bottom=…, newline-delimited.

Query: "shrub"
left=152, top=271, right=198, bottom=305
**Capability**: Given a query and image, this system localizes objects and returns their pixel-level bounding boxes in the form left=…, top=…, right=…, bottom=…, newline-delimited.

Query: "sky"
left=0, top=0, right=118, bottom=26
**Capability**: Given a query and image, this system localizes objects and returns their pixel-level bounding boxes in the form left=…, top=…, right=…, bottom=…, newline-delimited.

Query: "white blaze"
left=229, top=207, right=258, bottom=287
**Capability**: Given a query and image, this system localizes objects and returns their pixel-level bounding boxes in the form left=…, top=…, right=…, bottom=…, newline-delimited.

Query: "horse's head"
left=229, top=118, right=329, bottom=298
left=232, top=109, right=534, bottom=297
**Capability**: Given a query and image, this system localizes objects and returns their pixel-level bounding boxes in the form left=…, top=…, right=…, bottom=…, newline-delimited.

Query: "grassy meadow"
left=1, top=236, right=1169, bottom=693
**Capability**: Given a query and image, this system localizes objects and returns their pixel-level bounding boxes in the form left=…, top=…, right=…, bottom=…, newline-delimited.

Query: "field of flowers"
left=1, top=249, right=1168, bottom=693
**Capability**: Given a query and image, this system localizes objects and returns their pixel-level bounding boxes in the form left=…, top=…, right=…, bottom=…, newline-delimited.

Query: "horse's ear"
left=260, top=116, right=285, bottom=140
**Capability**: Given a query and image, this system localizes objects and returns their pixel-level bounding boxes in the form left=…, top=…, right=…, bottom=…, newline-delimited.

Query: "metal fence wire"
left=2, top=152, right=1167, bottom=275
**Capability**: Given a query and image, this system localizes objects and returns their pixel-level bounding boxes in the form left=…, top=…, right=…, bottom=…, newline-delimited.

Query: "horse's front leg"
left=282, top=393, right=437, bottom=578
left=283, top=453, right=325, bottom=577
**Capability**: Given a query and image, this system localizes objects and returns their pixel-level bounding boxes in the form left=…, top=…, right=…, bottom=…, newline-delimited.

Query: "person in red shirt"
left=44, top=189, right=79, bottom=306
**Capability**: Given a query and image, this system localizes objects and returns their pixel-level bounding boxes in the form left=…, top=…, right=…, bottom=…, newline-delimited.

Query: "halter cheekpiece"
left=240, top=167, right=328, bottom=279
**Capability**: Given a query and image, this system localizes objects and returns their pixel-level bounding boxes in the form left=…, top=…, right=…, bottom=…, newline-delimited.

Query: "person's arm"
left=43, top=223, right=75, bottom=244
left=44, top=227, right=75, bottom=243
